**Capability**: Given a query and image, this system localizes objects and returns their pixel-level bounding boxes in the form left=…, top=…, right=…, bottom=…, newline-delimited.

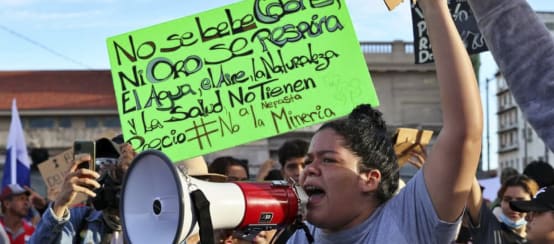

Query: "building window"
left=103, top=117, right=121, bottom=128
left=527, top=127, right=533, bottom=142
left=546, top=22, right=554, bottom=31
left=85, top=118, right=100, bottom=128
left=508, top=94, right=512, bottom=106
left=28, top=117, right=55, bottom=128
left=59, top=118, right=72, bottom=128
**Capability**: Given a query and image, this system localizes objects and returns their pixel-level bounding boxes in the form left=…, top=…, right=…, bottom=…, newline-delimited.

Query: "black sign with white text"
left=411, top=0, right=488, bottom=64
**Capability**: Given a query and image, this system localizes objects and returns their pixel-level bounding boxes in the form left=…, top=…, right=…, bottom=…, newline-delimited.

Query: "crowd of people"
left=1, top=0, right=554, bottom=243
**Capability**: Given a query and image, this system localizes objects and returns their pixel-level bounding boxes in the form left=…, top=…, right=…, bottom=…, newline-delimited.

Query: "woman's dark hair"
left=209, top=156, right=250, bottom=179
left=318, top=104, right=399, bottom=203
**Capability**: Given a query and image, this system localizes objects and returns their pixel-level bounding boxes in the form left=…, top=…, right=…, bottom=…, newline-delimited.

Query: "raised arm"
left=467, top=0, right=554, bottom=152
left=466, top=178, right=483, bottom=225
left=418, top=0, right=484, bottom=222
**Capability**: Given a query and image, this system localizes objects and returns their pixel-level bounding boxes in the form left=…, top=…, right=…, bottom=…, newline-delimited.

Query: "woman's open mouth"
left=304, top=185, right=326, bottom=206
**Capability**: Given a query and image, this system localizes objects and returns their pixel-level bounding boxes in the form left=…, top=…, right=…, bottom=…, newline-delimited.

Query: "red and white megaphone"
left=120, top=150, right=308, bottom=244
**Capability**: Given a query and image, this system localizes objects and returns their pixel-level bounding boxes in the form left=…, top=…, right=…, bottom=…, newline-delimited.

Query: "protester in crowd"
left=209, top=156, right=249, bottom=181
left=510, top=186, right=554, bottom=243
left=489, top=167, right=519, bottom=210
left=523, top=160, right=554, bottom=188
left=287, top=0, right=483, bottom=241
left=29, top=136, right=133, bottom=243
left=467, top=0, right=554, bottom=152
left=256, top=138, right=309, bottom=183
left=277, top=139, right=309, bottom=183
left=466, top=174, right=539, bottom=243
left=23, top=186, right=48, bottom=226
left=0, top=184, right=35, bottom=244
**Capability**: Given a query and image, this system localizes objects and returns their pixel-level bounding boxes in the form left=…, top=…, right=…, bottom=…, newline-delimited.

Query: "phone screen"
left=73, top=141, right=96, bottom=171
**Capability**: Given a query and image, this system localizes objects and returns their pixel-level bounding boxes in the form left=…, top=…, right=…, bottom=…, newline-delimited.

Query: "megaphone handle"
left=190, top=189, right=214, bottom=244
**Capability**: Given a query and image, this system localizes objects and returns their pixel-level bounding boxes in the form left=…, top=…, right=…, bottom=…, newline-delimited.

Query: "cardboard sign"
left=37, top=149, right=87, bottom=204
left=384, top=0, right=416, bottom=11
left=411, top=0, right=488, bottom=64
left=106, top=0, right=379, bottom=162
left=393, top=128, right=433, bottom=167
left=384, top=0, right=403, bottom=11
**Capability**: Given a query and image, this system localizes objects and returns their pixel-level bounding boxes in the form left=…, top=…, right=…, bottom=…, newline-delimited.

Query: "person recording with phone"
left=30, top=135, right=136, bottom=244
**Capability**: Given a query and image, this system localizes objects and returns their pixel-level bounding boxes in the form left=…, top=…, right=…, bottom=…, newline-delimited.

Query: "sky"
left=1, top=0, right=553, bottom=170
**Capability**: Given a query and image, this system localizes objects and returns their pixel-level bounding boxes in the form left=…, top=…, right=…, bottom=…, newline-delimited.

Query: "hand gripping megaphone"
left=120, top=150, right=308, bottom=244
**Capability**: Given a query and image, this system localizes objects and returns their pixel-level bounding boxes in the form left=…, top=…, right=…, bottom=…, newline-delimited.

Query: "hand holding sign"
left=384, top=0, right=417, bottom=11
left=393, top=128, right=433, bottom=167
left=38, top=149, right=88, bottom=204
left=411, top=0, right=488, bottom=64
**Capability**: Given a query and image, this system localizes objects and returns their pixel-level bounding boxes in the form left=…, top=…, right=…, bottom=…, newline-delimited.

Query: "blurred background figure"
left=467, top=175, right=539, bottom=243
left=489, top=167, right=519, bottom=210
left=0, top=184, right=34, bottom=244
left=277, top=139, right=309, bottom=183
left=209, top=156, right=249, bottom=182
left=523, top=160, right=554, bottom=189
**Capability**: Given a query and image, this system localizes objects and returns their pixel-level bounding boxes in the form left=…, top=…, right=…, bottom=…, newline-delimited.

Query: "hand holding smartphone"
left=73, top=140, right=96, bottom=172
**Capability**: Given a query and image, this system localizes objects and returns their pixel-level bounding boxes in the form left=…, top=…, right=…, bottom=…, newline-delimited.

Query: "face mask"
left=499, top=211, right=527, bottom=229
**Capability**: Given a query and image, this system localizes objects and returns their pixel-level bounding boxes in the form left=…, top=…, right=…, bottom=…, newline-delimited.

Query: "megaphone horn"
left=121, top=150, right=308, bottom=244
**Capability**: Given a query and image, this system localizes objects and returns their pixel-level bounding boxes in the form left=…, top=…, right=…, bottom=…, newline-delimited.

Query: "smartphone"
left=73, top=141, right=96, bottom=171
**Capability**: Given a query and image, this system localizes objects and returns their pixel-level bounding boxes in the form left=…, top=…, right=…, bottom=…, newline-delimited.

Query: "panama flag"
left=1, top=99, right=31, bottom=188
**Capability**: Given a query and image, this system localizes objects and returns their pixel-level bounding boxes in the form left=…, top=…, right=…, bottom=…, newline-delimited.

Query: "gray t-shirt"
left=287, top=170, right=460, bottom=244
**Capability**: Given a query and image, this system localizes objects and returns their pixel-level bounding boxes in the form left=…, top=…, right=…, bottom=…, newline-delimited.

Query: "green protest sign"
left=106, top=0, right=379, bottom=162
